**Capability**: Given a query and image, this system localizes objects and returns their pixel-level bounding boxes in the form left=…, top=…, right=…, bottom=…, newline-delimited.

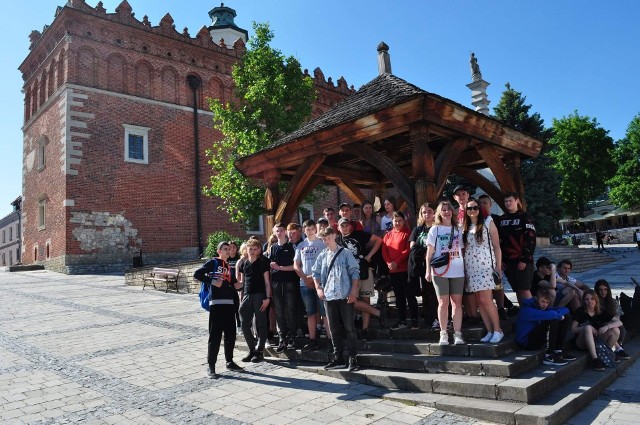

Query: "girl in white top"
left=379, top=196, right=396, bottom=235
left=426, top=201, right=465, bottom=345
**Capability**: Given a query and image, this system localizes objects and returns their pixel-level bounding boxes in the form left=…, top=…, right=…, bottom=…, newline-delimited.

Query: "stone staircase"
left=534, top=245, right=615, bottom=273
left=236, top=320, right=640, bottom=425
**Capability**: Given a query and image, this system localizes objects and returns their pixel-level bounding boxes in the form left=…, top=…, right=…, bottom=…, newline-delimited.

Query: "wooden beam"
left=335, top=179, right=366, bottom=205
left=281, top=175, right=325, bottom=223
left=346, top=141, right=415, bottom=212
left=435, top=137, right=471, bottom=195
left=474, top=140, right=517, bottom=194
left=410, top=123, right=437, bottom=205
left=452, top=167, right=504, bottom=208
left=275, top=154, right=326, bottom=223
left=263, top=168, right=281, bottom=234
left=504, top=155, right=527, bottom=210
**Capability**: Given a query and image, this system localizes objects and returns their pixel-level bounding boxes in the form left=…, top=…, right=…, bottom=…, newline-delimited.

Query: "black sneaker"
left=390, top=321, right=408, bottom=330
left=241, top=352, right=256, bottom=362
left=592, top=357, right=606, bottom=371
left=324, top=357, right=347, bottom=370
left=275, top=341, right=287, bottom=353
left=207, top=366, right=218, bottom=379
left=302, top=340, right=319, bottom=352
left=251, top=351, right=264, bottom=363
left=286, top=340, right=296, bottom=350
left=348, top=356, right=359, bottom=372
left=616, top=349, right=631, bottom=361
left=559, top=351, right=577, bottom=361
left=359, top=329, right=369, bottom=341
left=226, top=361, right=243, bottom=371
left=543, top=353, right=568, bottom=366
left=411, top=320, right=420, bottom=330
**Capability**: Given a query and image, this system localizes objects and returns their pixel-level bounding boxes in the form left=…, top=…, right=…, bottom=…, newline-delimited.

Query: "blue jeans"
left=272, top=281, right=298, bottom=341
left=300, top=285, right=325, bottom=316
left=325, top=299, right=357, bottom=359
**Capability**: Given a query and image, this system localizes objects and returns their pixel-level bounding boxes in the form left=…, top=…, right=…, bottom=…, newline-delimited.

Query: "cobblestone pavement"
left=0, top=270, right=494, bottom=425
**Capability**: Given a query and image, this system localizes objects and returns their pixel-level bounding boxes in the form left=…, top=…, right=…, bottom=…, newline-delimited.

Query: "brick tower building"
left=20, top=0, right=352, bottom=273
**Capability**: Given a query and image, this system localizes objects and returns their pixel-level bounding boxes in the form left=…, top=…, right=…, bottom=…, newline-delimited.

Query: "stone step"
left=369, top=321, right=514, bottom=342
left=534, top=246, right=616, bottom=273
left=363, top=339, right=640, bottom=425
left=298, top=349, right=587, bottom=404
left=257, top=345, right=540, bottom=377
left=236, top=330, right=518, bottom=358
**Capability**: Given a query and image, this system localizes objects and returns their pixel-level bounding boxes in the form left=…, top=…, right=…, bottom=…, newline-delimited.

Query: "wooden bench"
left=142, top=268, right=180, bottom=293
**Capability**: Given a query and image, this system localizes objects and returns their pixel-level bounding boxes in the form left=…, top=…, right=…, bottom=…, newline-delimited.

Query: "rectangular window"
left=9, top=250, right=12, bottom=266
left=38, top=143, right=46, bottom=170
left=298, top=204, right=314, bottom=224
left=2, top=230, right=4, bottom=243
left=9, top=227, right=12, bottom=241
left=246, top=215, right=264, bottom=235
left=2, top=253, right=5, bottom=266
left=38, top=200, right=46, bottom=230
left=123, top=124, right=150, bottom=164
left=128, top=134, right=144, bottom=160
left=16, top=248, right=20, bottom=262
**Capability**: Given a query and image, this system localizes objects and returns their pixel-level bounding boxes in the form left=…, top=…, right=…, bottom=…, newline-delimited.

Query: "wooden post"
left=411, top=123, right=437, bottom=206
left=263, top=168, right=280, bottom=234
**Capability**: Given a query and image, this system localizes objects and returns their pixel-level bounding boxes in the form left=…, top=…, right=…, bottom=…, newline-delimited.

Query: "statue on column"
left=470, top=52, right=482, bottom=81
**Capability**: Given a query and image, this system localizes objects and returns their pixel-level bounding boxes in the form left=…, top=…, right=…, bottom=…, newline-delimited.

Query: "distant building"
left=0, top=197, right=21, bottom=267
left=20, top=0, right=351, bottom=273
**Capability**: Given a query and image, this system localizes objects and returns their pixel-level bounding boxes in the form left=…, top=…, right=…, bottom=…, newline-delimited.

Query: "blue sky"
left=1, top=0, right=638, bottom=217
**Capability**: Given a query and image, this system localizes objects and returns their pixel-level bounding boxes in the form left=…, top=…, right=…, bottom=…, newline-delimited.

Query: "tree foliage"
left=204, top=22, right=316, bottom=224
left=607, top=114, right=640, bottom=209
left=548, top=112, right=615, bottom=217
left=493, top=83, right=562, bottom=235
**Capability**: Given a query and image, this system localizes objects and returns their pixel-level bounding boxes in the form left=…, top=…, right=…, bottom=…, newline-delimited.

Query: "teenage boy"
left=532, top=257, right=575, bottom=308
left=515, top=288, right=575, bottom=366
left=194, top=241, right=243, bottom=378
left=337, top=217, right=383, bottom=338
left=499, top=191, right=536, bottom=305
left=269, top=222, right=298, bottom=353
left=313, top=227, right=360, bottom=371
left=294, top=220, right=327, bottom=351
left=323, top=207, right=338, bottom=230
left=238, top=239, right=272, bottom=363
left=351, top=203, right=362, bottom=222
left=338, top=203, right=364, bottom=231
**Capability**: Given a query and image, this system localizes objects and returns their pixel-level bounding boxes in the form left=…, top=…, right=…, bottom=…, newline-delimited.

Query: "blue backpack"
left=199, top=282, right=210, bottom=311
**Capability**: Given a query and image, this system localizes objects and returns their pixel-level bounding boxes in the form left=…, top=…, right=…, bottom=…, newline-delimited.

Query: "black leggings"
left=390, top=271, right=418, bottom=322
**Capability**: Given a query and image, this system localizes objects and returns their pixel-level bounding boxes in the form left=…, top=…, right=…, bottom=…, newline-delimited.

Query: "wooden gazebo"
left=235, top=66, right=543, bottom=231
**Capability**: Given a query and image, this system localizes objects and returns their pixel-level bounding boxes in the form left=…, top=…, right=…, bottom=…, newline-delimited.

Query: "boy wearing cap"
left=194, top=241, right=244, bottom=378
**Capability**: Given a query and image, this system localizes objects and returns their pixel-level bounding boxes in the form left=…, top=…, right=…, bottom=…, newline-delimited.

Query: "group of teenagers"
left=194, top=185, right=631, bottom=378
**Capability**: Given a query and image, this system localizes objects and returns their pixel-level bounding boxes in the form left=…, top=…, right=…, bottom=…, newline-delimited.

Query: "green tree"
left=204, top=22, right=316, bottom=224
left=607, top=114, right=640, bottom=209
left=493, top=83, right=562, bottom=235
left=548, top=112, right=615, bottom=217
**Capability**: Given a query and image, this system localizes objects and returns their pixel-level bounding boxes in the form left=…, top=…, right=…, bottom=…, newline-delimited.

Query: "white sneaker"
left=453, top=331, right=465, bottom=345
left=480, top=332, right=493, bottom=343
left=489, top=331, right=504, bottom=343
left=439, top=330, right=449, bottom=345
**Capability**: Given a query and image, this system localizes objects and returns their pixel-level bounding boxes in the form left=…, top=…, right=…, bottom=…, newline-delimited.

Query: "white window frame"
left=246, top=214, right=264, bottom=235
left=297, top=203, right=315, bottom=224
left=123, top=124, right=150, bottom=164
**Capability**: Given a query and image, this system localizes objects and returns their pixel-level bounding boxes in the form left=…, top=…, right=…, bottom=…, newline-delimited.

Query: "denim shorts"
left=300, top=285, right=325, bottom=316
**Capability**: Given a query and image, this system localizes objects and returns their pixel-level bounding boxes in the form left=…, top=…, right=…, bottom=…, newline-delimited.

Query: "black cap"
left=452, top=185, right=468, bottom=195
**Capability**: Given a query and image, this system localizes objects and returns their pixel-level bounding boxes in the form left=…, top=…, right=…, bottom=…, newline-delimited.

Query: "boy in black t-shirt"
left=238, top=239, right=272, bottom=363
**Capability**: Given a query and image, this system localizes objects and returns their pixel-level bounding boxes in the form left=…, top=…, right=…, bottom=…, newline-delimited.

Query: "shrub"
left=204, top=231, right=238, bottom=258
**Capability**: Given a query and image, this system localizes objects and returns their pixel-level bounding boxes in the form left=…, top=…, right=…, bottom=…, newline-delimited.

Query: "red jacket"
left=382, top=228, right=411, bottom=273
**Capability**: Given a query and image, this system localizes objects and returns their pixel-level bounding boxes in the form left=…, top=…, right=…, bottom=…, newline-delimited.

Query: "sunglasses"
left=466, top=206, right=480, bottom=211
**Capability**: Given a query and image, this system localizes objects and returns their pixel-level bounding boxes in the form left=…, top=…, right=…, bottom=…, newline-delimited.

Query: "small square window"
left=123, top=124, right=150, bottom=164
